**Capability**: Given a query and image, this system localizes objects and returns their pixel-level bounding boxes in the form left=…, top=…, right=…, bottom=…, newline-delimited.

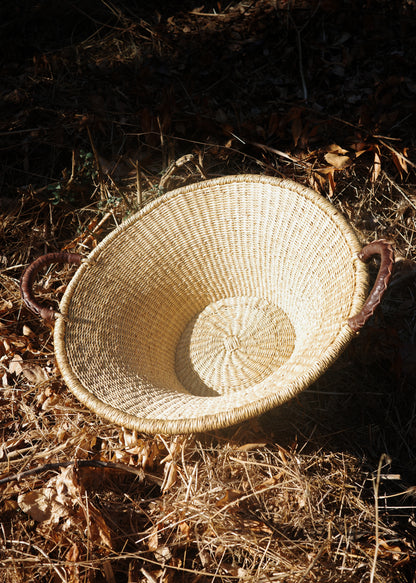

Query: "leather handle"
left=20, top=252, right=82, bottom=322
left=347, top=239, right=394, bottom=333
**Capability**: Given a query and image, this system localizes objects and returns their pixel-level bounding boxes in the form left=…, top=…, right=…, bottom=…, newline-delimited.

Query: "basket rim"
left=54, top=174, right=368, bottom=434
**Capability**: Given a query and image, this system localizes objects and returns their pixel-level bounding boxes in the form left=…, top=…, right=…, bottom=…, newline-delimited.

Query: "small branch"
left=370, top=454, right=391, bottom=583
left=383, top=171, right=416, bottom=211
left=0, top=459, right=161, bottom=486
left=378, top=139, right=416, bottom=169
left=249, top=141, right=309, bottom=168
left=7, top=540, right=67, bottom=583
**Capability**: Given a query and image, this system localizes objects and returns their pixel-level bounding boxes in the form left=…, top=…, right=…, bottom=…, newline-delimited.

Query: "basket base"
left=175, top=297, right=296, bottom=397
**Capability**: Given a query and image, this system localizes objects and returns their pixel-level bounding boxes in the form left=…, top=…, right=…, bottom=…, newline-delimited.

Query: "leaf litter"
left=1, top=0, right=416, bottom=581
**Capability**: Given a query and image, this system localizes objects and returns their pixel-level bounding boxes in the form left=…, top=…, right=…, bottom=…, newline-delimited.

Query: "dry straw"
left=52, top=175, right=369, bottom=434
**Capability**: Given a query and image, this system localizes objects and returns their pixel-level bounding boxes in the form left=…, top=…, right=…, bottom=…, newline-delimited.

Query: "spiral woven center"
left=175, top=297, right=296, bottom=397
left=224, top=335, right=241, bottom=352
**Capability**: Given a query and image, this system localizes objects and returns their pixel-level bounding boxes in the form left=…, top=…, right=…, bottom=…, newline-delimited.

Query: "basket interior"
left=55, top=176, right=367, bottom=432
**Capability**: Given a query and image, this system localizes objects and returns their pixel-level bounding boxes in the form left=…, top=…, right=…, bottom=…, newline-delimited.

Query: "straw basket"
left=21, top=175, right=394, bottom=434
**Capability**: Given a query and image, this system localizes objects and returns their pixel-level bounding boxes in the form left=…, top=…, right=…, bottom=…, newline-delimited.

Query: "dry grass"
left=2, top=151, right=416, bottom=582
left=0, top=402, right=412, bottom=583
left=2, top=1, right=416, bottom=581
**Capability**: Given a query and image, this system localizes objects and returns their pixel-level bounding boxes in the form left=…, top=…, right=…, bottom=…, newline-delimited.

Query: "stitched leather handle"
left=20, top=252, right=82, bottom=322
left=347, top=239, right=394, bottom=333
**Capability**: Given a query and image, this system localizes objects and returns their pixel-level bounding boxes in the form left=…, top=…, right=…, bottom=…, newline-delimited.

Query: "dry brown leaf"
left=1, top=499, right=19, bottom=513
left=240, top=519, right=273, bottom=535
left=235, top=442, right=267, bottom=452
left=66, top=543, right=81, bottom=583
left=113, top=448, right=131, bottom=464
left=148, top=526, right=159, bottom=552
left=277, top=444, right=290, bottom=464
left=22, top=324, right=33, bottom=336
left=52, top=466, right=82, bottom=508
left=66, top=542, right=80, bottom=563
left=121, top=427, right=139, bottom=449
left=2, top=371, right=10, bottom=388
left=88, top=504, right=113, bottom=549
left=372, top=150, right=382, bottom=183
left=6, top=332, right=30, bottom=349
left=215, top=488, right=243, bottom=507
left=8, top=355, right=23, bottom=376
left=102, top=561, right=116, bottom=583
left=256, top=472, right=284, bottom=490
left=391, top=150, right=408, bottom=178
left=326, top=143, right=349, bottom=154
left=18, top=488, right=69, bottom=523
left=328, top=169, right=336, bottom=197
left=22, top=362, right=48, bottom=384
left=178, top=521, right=191, bottom=540
left=18, top=466, right=82, bottom=525
left=309, top=172, right=326, bottom=192
left=162, top=461, right=177, bottom=492
left=324, top=151, right=351, bottom=169
left=378, top=539, right=407, bottom=561
left=0, top=299, right=13, bottom=314
left=41, top=394, right=61, bottom=411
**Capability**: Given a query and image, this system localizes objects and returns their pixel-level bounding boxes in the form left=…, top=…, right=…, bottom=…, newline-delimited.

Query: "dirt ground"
left=1, top=1, right=416, bottom=582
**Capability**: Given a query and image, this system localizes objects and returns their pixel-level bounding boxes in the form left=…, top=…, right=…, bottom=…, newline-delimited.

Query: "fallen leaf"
left=22, top=363, right=48, bottom=384
left=88, top=504, right=113, bottom=549
left=41, top=394, right=61, bottom=410
left=215, top=489, right=243, bottom=507
left=148, top=527, right=159, bottom=552
left=372, top=150, right=382, bottom=183
left=2, top=371, right=10, bottom=388
left=235, top=442, right=267, bottom=452
left=328, top=169, right=336, bottom=197
left=154, top=545, right=172, bottom=562
left=66, top=543, right=80, bottom=563
left=378, top=539, right=406, bottom=561
left=324, top=151, right=351, bottom=169
left=256, top=472, right=284, bottom=490
left=8, top=355, right=23, bottom=376
left=22, top=325, right=33, bottom=336
left=178, top=522, right=191, bottom=540
left=391, top=149, right=408, bottom=178
left=18, top=488, right=68, bottom=523
left=162, top=461, right=177, bottom=492
left=0, top=299, right=13, bottom=314
left=326, top=143, right=349, bottom=154
left=239, top=519, right=273, bottom=535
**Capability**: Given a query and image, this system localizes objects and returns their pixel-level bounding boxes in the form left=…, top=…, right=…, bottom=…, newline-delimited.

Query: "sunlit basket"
left=21, top=175, right=393, bottom=434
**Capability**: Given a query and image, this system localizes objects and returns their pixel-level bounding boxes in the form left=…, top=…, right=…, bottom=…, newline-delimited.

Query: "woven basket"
left=21, top=175, right=394, bottom=434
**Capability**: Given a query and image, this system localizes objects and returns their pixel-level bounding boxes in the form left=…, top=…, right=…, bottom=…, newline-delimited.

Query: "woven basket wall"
left=54, top=175, right=369, bottom=434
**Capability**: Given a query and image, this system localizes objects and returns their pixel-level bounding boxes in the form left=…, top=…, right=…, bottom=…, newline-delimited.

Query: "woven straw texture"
left=55, top=175, right=369, bottom=434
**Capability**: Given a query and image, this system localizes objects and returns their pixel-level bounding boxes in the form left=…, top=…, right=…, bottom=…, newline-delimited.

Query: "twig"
left=383, top=171, right=416, bottom=211
left=249, top=141, right=309, bottom=168
left=299, top=540, right=328, bottom=582
left=378, top=139, right=416, bottom=169
left=133, top=160, right=143, bottom=207
left=7, top=540, right=67, bottom=583
left=158, top=154, right=198, bottom=190
left=370, top=454, right=391, bottom=583
left=0, top=459, right=160, bottom=486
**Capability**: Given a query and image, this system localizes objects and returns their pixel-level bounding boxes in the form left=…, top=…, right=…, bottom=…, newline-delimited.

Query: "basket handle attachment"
left=347, top=239, right=394, bottom=333
left=20, top=252, right=82, bottom=323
